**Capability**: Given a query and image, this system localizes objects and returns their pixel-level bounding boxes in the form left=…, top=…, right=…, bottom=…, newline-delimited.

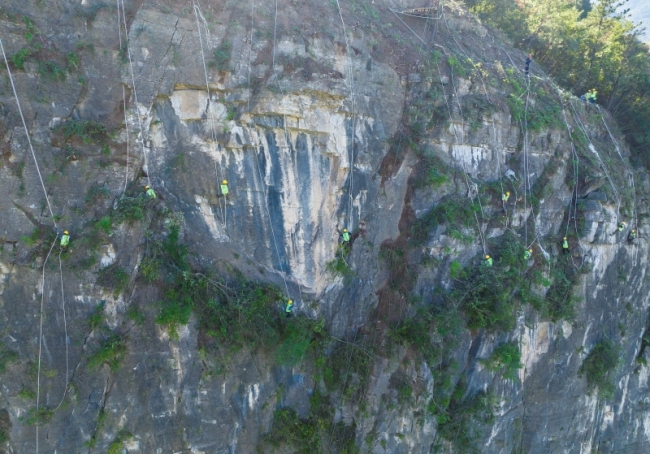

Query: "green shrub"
left=326, top=257, right=354, bottom=280
left=436, top=377, right=494, bottom=453
left=88, top=302, right=105, bottom=331
left=139, top=256, right=160, bottom=283
left=95, top=216, right=112, bottom=234
left=57, top=120, right=108, bottom=144
left=87, top=333, right=127, bottom=372
left=0, top=342, right=19, bottom=373
left=38, top=60, right=66, bottom=82
left=85, top=184, right=110, bottom=204
left=12, top=47, right=33, bottom=69
left=107, top=429, right=132, bottom=454
left=26, top=407, right=54, bottom=426
left=579, top=339, right=619, bottom=399
left=210, top=40, right=232, bottom=71
left=275, top=318, right=322, bottom=366
left=96, top=265, right=129, bottom=296
left=483, top=341, right=523, bottom=380
left=126, top=305, right=146, bottom=326
left=113, top=196, right=145, bottom=224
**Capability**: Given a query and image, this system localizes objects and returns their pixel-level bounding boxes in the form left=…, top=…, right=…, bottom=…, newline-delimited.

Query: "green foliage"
left=87, top=333, right=127, bottom=372
left=18, top=388, right=36, bottom=399
left=126, top=305, right=146, bottom=326
left=450, top=260, right=465, bottom=279
left=96, top=265, right=129, bottom=296
left=139, top=256, right=160, bottom=283
left=65, top=51, right=79, bottom=71
left=410, top=196, right=480, bottom=246
left=12, top=47, right=33, bottom=70
left=0, top=341, right=19, bottom=373
left=464, top=0, right=650, bottom=168
left=435, top=377, right=494, bottom=453
left=26, top=407, right=54, bottom=426
left=323, top=340, right=373, bottom=401
left=113, top=196, right=146, bottom=224
left=262, top=392, right=358, bottom=453
left=275, top=318, right=323, bottom=366
left=38, top=60, right=66, bottom=82
left=85, top=183, right=110, bottom=204
left=57, top=120, right=108, bottom=144
left=447, top=55, right=469, bottom=78
left=88, top=302, right=105, bottom=331
left=545, top=261, right=579, bottom=321
left=210, top=40, right=232, bottom=71
left=483, top=341, right=523, bottom=379
left=579, top=339, right=619, bottom=399
left=107, top=430, right=132, bottom=454
left=96, top=216, right=112, bottom=234
left=326, top=257, right=354, bottom=280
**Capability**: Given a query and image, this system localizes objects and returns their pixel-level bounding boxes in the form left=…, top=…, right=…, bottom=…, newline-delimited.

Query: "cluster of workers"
left=484, top=192, right=638, bottom=267
left=57, top=181, right=355, bottom=319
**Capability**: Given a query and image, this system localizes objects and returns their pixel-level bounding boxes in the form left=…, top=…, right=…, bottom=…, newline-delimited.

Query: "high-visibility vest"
left=146, top=188, right=156, bottom=199
left=485, top=257, right=493, bottom=266
left=221, top=184, right=229, bottom=196
left=342, top=232, right=350, bottom=242
left=60, top=235, right=70, bottom=246
left=524, top=250, right=531, bottom=260
left=563, top=240, right=569, bottom=249
left=502, top=193, right=509, bottom=202
left=285, top=302, right=293, bottom=313
left=618, top=223, right=625, bottom=231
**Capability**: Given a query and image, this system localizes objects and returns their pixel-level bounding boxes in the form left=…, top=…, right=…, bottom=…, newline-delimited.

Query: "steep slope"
left=0, top=0, right=649, bottom=453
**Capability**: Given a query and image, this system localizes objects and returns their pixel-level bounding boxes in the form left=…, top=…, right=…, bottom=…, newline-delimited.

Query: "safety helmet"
left=145, top=185, right=150, bottom=190
left=528, top=249, right=533, bottom=253
left=506, top=191, right=510, bottom=195
left=287, top=299, right=293, bottom=305
left=64, top=231, right=69, bottom=235
left=222, top=180, right=228, bottom=185
left=485, top=255, right=490, bottom=259
left=343, top=229, right=347, bottom=233
left=632, top=229, right=636, bottom=233
left=563, top=237, right=567, bottom=240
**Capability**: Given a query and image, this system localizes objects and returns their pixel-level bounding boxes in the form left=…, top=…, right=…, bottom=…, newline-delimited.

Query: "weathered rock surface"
left=1, top=0, right=649, bottom=453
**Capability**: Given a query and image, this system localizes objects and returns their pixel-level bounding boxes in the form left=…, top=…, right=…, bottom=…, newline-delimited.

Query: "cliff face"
left=1, top=0, right=649, bottom=453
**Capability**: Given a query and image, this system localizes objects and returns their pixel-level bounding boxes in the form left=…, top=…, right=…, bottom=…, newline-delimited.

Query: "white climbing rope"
left=0, top=39, right=58, bottom=230
left=118, top=0, right=151, bottom=186
left=35, top=237, right=57, bottom=454
left=53, top=251, right=70, bottom=411
left=568, top=99, right=621, bottom=220
left=193, top=1, right=228, bottom=228
left=333, top=0, right=358, bottom=229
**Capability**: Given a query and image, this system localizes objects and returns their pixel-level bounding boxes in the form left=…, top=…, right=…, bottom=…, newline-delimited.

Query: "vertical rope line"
left=122, top=84, right=130, bottom=194
left=119, top=0, right=150, bottom=185
left=35, top=238, right=58, bottom=454
left=53, top=251, right=69, bottom=411
left=0, top=39, right=58, bottom=229
left=193, top=1, right=227, bottom=226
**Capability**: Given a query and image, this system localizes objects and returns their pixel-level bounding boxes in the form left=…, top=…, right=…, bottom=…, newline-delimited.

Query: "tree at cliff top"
left=463, top=0, right=650, bottom=166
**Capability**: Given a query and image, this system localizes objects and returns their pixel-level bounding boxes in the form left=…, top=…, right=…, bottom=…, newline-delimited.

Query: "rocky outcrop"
left=1, top=1, right=649, bottom=453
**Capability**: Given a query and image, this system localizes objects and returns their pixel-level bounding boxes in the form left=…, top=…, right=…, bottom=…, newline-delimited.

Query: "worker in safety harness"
left=220, top=180, right=229, bottom=197
left=60, top=230, right=70, bottom=251
left=483, top=255, right=493, bottom=267
left=285, top=299, right=294, bottom=318
left=562, top=236, right=570, bottom=254
left=341, top=228, right=351, bottom=244
left=144, top=185, right=156, bottom=199
left=524, top=248, right=532, bottom=260
left=628, top=229, right=636, bottom=245
left=525, top=54, right=532, bottom=77
left=502, top=191, right=510, bottom=212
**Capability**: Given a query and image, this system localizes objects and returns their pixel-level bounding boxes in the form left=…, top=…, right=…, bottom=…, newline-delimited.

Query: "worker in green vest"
left=60, top=230, right=70, bottom=251
left=342, top=228, right=350, bottom=243
left=628, top=229, right=636, bottom=245
left=562, top=237, right=569, bottom=254
left=285, top=299, right=293, bottom=318
left=524, top=248, right=532, bottom=260
left=221, top=180, right=229, bottom=196
left=144, top=185, right=156, bottom=199
left=484, top=255, right=493, bottom=267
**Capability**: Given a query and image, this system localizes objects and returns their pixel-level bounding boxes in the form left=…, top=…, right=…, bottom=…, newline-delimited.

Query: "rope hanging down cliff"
left=118, top=0, right=151, bottom=186
left=193, top=1, right=228, bottom=228
left=1, top=38, right=72, bottom=454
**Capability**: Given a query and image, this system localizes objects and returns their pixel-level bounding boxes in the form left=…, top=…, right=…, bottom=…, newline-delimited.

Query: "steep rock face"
left=1, top=1, right=649, bottom=453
